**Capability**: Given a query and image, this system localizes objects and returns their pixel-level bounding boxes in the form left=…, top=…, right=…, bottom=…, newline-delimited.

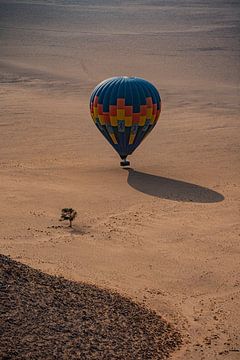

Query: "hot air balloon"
left=89, top=76, right=161, bottom=166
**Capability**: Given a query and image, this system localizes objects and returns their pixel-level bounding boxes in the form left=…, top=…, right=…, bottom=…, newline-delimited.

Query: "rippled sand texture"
left=0, top=1, right=240, bottom=359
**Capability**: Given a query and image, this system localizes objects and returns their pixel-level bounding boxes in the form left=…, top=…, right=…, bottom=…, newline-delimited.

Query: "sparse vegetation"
left=59, top=208, right=77, bottom=228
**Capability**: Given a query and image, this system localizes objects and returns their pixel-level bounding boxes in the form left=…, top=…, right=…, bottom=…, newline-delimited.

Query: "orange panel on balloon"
left=97, top=104, right=103, bottom=115
left=103, top=114, right=110, bottom=124
left=109, top=105, right=117, bottom=116
left=146, top=97, right=153, bottom=107
left=125, top=106, right=133, bottom=116
left=153, top=104, right=157, bottom=114
left=133, top=113, right=140, bottom=124
left=117, top=98, right=125, bottom=109
left=93, top=96, right=98, bottom=106
left=140, top=105, right=147, bottom=116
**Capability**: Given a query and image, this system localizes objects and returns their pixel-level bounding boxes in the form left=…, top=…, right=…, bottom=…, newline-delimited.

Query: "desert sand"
left=0, top=0, right=240, bottom=359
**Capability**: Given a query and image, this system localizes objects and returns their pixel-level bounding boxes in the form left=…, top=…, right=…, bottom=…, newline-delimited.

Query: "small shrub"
left=59, top=208, right=77, bottom=228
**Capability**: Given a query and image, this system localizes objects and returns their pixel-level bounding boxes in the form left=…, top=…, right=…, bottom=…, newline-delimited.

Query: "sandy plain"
left=0, top=0, right=240, bottom=359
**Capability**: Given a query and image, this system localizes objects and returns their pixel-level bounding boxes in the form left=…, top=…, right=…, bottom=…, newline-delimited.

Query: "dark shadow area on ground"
left=125, top=168, right=224, bottom=203
left=69, top=225, right=90, bottom=236
left=0, top=255, right=182, bottom=360
left=48, top=224, right=89, bottom=236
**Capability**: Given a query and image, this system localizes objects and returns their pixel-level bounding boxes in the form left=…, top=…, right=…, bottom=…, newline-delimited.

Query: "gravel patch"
left=0, top=254, right=182, bottom=359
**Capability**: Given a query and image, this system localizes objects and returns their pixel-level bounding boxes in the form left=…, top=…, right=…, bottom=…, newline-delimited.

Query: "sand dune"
left=0, top=0, right=240, bottom=359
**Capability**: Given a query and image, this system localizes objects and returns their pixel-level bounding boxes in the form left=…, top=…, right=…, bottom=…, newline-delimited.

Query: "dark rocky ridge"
left=0, top=254, right=182, bottom=359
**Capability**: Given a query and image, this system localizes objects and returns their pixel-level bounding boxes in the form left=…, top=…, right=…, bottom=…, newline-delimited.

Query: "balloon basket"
left=120, top=160, right=130, bottom=167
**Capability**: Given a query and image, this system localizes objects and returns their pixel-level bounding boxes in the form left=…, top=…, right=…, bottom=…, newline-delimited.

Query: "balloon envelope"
left=90, top=76, right=161, bottom=163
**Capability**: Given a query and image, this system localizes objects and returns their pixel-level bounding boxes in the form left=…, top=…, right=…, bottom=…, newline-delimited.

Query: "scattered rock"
left=0, top=255, right=182, bottom=359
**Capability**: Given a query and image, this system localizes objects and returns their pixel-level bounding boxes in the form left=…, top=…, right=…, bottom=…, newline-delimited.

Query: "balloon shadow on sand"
left=125, top=168, right=224, bottom=203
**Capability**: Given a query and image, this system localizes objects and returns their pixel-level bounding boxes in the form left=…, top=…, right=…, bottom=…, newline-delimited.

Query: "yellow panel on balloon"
left=139, top=115, right=146, bottom=126
left=129, top=133, right=136, bottom=144
left=124, top=116, right=132, bottom=127
left=110, top=133, right=118, bottom=144
left=117, top=109, right=125, bottom=119
left=147, top=108, right=153, bottom=117
left=110, top=116, right=117, bottom=126
left=150, top=115, right=155, bottom=124
left=98, top=115, right=105, bottom=125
